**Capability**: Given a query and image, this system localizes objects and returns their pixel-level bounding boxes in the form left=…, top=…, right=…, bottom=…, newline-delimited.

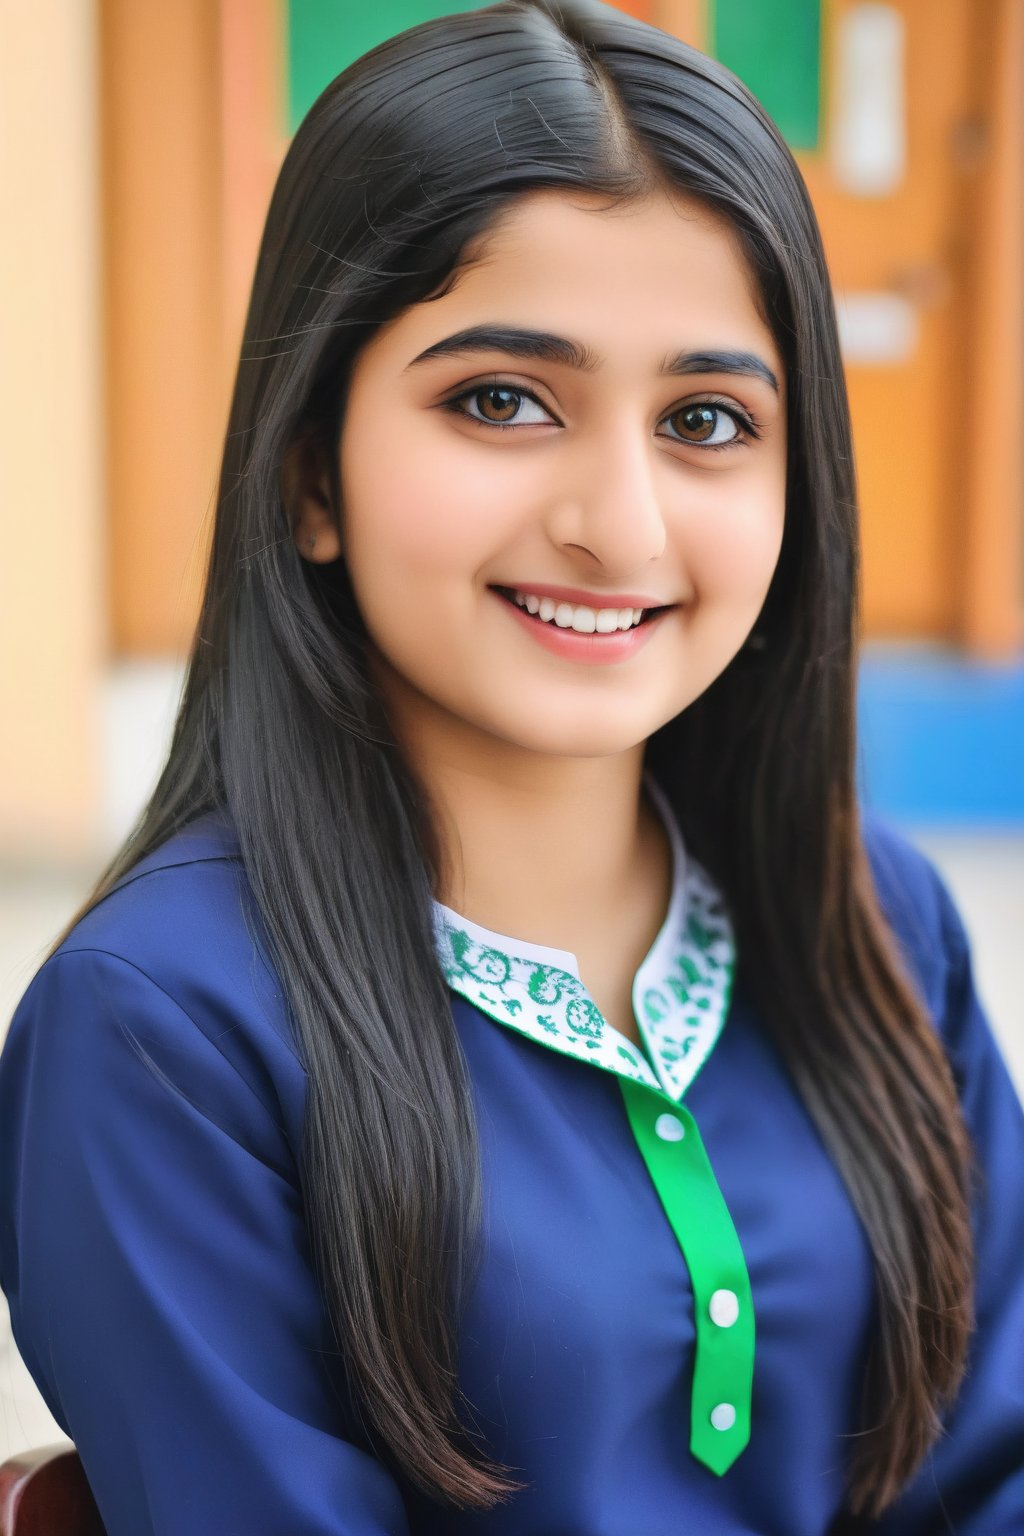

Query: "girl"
left=1, top=2, right=1021, bottom=1531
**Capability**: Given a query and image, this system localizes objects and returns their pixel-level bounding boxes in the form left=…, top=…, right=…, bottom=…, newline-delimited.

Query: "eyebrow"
left=405, top=324, right=780, bottom=394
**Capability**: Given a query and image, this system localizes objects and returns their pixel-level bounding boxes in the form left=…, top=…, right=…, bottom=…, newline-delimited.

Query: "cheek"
left=681, top=474, right=785, bottom=602
left=339, top=405, right=522, bottom=590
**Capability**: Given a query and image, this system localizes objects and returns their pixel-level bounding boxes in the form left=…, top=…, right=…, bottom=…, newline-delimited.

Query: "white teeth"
left=510, top=589, right=647, bottom=633
left=570, top=607, right=597, bottom=634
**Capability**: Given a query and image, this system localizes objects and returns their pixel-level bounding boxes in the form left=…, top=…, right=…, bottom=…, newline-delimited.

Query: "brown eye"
left=660, top=402, right=749, bottom=448
left=443, top=383, right=753, bottom=444
left=682, top=406, right=715, bottom=440
left=444, top=383, right=553, bottom=430
left=675, top=406, right=721, bottom=441
left=474, top=386, right=523, bottom=423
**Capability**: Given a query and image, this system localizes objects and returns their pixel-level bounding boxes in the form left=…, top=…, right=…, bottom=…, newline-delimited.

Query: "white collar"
left=431, top=774, right=735, bottom=1101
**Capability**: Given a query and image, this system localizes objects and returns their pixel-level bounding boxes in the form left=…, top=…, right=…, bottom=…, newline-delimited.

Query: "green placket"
left=433, top=843, right=755, bottom=1477
left=619, top=1076, right=754, bottom=1473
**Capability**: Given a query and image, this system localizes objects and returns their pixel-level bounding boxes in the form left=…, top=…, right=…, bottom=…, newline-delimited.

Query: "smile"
left=490, top=586, right=676, bottom=665
left=493, top=586, right=672, bottom=633
left=509, top=588, right=646, bottom=633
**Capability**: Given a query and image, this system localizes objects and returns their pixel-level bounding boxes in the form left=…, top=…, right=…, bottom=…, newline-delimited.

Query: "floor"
left=1, top=660, right=1022, bottom=1465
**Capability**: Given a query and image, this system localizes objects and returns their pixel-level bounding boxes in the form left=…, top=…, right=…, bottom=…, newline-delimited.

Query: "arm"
left=869, top=856, right=1024, bottom=1533
left=0, top=946, right=411, bottom=1536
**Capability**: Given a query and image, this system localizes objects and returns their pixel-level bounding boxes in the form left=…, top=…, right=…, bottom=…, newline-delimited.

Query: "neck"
left=384, top=685, right=665, bottom=958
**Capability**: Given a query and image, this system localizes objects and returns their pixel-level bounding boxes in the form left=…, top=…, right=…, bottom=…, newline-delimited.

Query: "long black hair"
left=53, top=0, right=973, bottom=1517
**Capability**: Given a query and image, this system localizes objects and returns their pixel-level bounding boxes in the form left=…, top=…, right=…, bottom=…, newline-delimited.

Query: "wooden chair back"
left=0, top=1445, right=103, bottom=1536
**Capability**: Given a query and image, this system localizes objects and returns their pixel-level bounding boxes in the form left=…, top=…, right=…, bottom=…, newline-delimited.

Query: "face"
left=294, top=188, right=787, bottom=762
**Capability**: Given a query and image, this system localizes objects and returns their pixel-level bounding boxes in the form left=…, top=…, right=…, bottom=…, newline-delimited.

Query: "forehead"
left=374, top=187, right=779, bottom=375
left=463, top=186, right=750, bottom=282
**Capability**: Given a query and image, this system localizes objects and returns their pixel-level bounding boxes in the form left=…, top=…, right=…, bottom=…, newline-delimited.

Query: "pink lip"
left=491, top=588, right=673, bottom=666
left=491, top=582, right=675, bottom=610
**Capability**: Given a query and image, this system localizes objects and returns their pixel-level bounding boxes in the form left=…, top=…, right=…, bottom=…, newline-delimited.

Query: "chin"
left=488, top=707, right=665, bottom=761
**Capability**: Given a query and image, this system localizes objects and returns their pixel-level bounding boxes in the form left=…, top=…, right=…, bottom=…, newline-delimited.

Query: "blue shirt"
left=0, top=802, right=1022, bottom=1534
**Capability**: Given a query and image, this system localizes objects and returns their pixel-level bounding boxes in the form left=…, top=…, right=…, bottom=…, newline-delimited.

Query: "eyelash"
left=440, top=381, right=763, bottom=452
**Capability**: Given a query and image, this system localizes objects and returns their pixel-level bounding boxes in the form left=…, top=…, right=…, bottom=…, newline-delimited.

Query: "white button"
left=710, top=1403, right=737, bottom=1432
left=654, top=1112, right=685, bottom=1141
left=709, top=1288, right=740, bottom=1328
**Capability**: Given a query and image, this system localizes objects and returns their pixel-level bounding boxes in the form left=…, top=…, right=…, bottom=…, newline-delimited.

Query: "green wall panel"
left=711, top=0, right=821, bottom=151
left=287, top=0, right=497, bottom=132
left=288, top=1, right=822, bottom=149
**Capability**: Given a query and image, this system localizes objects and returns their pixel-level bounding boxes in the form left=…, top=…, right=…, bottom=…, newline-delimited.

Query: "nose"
left=544, top=419, right=668, bottom=573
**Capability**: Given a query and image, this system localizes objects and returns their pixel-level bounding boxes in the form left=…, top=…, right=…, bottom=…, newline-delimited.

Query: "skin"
left=289, top=187, right=787, bottom=1044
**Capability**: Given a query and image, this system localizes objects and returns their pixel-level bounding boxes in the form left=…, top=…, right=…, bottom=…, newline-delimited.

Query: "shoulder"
left=858, top=806, right=989, bottom=1057
left=61, top=809, right=279, bottom=1009
left=61, top=807, right=253, bottom=984
left=4, top=810, right=306, bottom=1159
left=859, top=809, right=952, bottom=1011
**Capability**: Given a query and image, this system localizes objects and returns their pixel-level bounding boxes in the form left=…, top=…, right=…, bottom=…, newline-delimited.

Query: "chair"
left=0, top=1444, right=104, bottom=1536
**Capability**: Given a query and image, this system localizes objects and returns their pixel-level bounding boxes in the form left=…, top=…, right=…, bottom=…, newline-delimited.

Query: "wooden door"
left=799, top=0, right=985, bottom=640
left=662, top=0, right=1022, bottom=651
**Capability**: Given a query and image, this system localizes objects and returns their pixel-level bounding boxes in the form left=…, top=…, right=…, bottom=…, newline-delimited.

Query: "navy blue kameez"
left=0, top=797, right=1021, bottom=1534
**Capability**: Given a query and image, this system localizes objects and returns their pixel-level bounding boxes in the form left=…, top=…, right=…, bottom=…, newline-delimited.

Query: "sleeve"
left=0, top=946, right=411, bottom=1536
left=868, top=863, right=1024, bottom=1533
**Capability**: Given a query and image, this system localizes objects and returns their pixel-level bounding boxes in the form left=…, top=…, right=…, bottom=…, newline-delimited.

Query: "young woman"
left=1, top=2, right=1021, bottom=1531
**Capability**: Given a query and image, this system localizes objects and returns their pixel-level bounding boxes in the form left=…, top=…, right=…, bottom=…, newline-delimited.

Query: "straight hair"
left=52, top=0, right=973, bottom=1517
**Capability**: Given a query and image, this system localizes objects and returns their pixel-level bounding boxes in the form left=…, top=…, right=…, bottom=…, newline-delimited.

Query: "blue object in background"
left=856, top=645, right=1024, bottom=826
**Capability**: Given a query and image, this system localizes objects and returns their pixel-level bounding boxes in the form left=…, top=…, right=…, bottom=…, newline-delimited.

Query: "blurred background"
left=1, top=0, right=1022, bottom=1464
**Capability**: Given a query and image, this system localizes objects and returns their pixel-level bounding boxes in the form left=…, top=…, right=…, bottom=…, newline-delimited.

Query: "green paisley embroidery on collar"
left=435, top=920, right=663, bottom=1092
left=433, top=848, right=735, bottom=1103
left=633, top=859, right=735, bottom=1100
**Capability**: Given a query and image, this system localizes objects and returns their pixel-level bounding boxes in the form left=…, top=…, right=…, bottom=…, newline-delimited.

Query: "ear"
left=281, top=432, right=344, bottom=564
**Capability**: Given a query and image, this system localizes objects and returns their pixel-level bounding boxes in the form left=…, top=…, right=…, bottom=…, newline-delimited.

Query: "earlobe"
left=295, top=512, right=344, bottom=564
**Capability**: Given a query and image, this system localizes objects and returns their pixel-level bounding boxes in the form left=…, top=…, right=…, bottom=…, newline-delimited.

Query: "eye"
left=659, top=401, right=757, bottom=451
left=441, top=380, right=761, bottom=449
left=442, top=383, right=553, bottom=429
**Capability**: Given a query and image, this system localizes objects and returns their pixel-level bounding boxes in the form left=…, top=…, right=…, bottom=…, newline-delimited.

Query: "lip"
left=491, top=587, right=674, bottom=666
left=489, top=582, right=676, bottom=611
